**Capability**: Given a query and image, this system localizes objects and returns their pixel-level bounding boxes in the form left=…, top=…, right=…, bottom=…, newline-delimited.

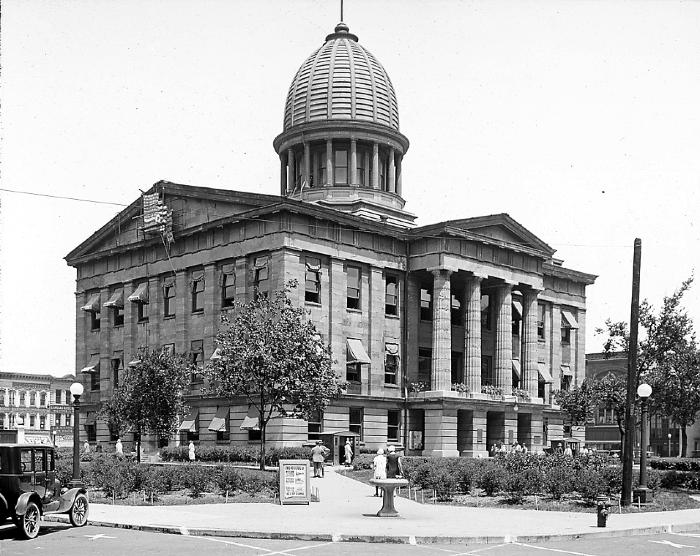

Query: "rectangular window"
left=83, top=292, right=101, bottom=330
left=55, top=389, right=62, bottom=405
left=385, top=275, right=398, bottom=316
left=163, top=280, right=175, bottom=317
left=387, top=410, right=400, bottom=442
left=129, top=282, right=149, bottom=322
left=418, top=348, right=432, bottom=383
left=65, top=390, right=71, bottom=404
left=253, top=256, right=269, bottom=298
left=0, top=414, right=4, bottom=428
left=334, top=149, right=348, bottom=184
left=86, top=424, right=97, bottom=443
left=20, top=392, right=25, bottom=405
left=561, top=327, right=571, bottom=344
left=346, top=362, right=361, bottom=383
left=248, top=428, right=261, bottom=442
left=191, top=272, right=205, bottom=313
left=39, top=416, right=46, bottom=430
left=379, top=153, right=387, bottom=190
left=385, top=353, right=399, bottom=385
left=190, top=340, right=204, bottom=382
left=357, top=148, right=367, bottom=186
left=9, top=391, right=15, bottom=405
left=216, top=409, right=230, bottom=443
left=40, top=393, right=46, bottom=406
left=481, top=294, right=491, bottom=330
left=90, top=311, right=101, bottom=331
left=30, top=415, right=36, bottom=428
left=420, top=286, right=432, bottom=321
left=137, top=300, right=149, bottom=322
left=305, top=257, right=321, bottom=303
left=90, top=368, right=100, bottom=391
left=111, top=352, right=123, bottom=388
left=537, top=304, right=546, bottom=340
left=349, top=407, right=363, bottom=440
left=346, top=266, right=361, bottom=309
left=307, top=410, right=323, bottom=441
left=162, top=343, right=175, bottom=355
left=451, top=294, right=462, bottom=326
left=561, top=374, right=572, bottom=391
left=481, top=355, right=493, bottom=387
left=221, top=266, right=236, bottom=307
left=30, top=392, right=36, bottom=406
left=113, top=306, right=124, bottom=326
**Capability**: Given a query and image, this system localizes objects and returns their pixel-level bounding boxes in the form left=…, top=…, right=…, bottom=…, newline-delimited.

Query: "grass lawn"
left=340, top=469, right=700, bottom=514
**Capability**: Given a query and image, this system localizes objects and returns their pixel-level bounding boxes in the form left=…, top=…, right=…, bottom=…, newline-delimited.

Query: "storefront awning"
left=178, top=408, right=199, bottom=432
left=81, top=354, right=100, bottom=374
left=240, top=415, right=260, bottom=431
left=81, top=294, right=101, bottom=313
left=385, top=343, right=399, bottom=356
left=128, top=282, right=149, bottom=304
left=208, top=407, right=229, bottom=432
left=561, top=310, right=579, bottom=329
left=561, top=365, right=573, bottom=377
left=512, top=359, right=521, bottom=379
left=103, top=289, right=124, bottom=309
left=512, top=300, right=523, bottom=320
left=538, top=363, right=553, bottom=383
left=346, top=339, right=371, bottom=364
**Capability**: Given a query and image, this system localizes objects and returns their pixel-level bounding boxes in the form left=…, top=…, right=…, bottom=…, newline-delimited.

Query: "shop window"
left=418, top=348, right=432, bottom=383
left=420, top=287, right=432, bottom=321
left=346, top=266, right=361, bottom=309
left=387, top=410, right=400, bottom=443
left=385, top=275, right=398, bottom=316
left=307, top=410, right=323, bottom=441
left=163, top=280, right=175, bottom=317
left=191, top=272, right=205, bottom=313
left=349, top=407, right=363, bottom=440
left=305, top=257, right=321, bottom=303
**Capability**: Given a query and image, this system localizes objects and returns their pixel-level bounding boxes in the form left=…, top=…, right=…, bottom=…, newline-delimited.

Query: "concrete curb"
left=43, top=514, right=700, bottom=545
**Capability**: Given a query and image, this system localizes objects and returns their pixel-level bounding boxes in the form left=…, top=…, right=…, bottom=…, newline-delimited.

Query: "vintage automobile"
left=0, top=444, right=88, bottom=539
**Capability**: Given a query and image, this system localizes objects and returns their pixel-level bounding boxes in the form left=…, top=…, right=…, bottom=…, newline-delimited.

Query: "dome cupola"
left=273, top=22, right=414, bottom=227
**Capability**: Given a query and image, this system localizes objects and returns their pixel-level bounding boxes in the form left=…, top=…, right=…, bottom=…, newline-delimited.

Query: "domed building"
left=66, top=21, right=596, bottom=458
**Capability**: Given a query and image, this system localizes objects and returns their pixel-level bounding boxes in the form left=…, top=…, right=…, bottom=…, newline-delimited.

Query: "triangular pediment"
left=65, top=181, right=281, bottom=264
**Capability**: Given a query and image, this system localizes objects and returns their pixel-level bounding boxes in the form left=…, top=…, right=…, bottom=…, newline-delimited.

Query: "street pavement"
left=43, top=466, right=700, bottom=545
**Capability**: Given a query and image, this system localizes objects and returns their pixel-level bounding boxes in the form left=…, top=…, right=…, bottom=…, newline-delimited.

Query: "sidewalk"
left=46, top=466, right=700, bottom=544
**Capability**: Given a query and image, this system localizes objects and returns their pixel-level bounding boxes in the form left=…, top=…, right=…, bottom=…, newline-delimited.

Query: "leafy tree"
left=554, top=382, right=595, bottom=427
left=99, top=347, right=191, bottom=462
left=205, top=281, right=342, bottom=470
left=589, top=373, right=628, bottom=453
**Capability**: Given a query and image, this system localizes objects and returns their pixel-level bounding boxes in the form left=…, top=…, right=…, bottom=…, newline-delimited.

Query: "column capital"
left=427, top=267, right=455, bottom=277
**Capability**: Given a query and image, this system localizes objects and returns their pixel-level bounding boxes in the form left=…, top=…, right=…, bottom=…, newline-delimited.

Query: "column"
left=388, top=147, right=396, bottom=193
left=312, top=150, right=319, bottom=188
left=396, top=155, right=402, bottom=196
left=363, top=151, right=370, bottom=187
left=326, top=139, right=333, bottom=187
left=521, top=288, right=539, bottom=399
left=576, top=310, right=586, bottom=387
left=431, top=269, right=452, bottom=391
left=494, top=283, right=513, bottom=390
left=551, top=305, right=562, bottom=392
left=424, top=408, right=459, bottom=457
left=280, top=155, right=287, bottom=195
left=350, top=139, right=358, bottom=186
left=463, top=275, right=483, bottom=393
left=287, top=148, right=295, bottom=192
left=75, top=292, right=87, bottom=377
left=371, top=142, right=379, bottom=189
left=303, top=143, right=311, bottom=189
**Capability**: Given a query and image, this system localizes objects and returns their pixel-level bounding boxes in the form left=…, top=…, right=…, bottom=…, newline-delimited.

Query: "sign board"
left=409, top=431, right=423, bottom=450
left=279, top=459, right=310, bottom=505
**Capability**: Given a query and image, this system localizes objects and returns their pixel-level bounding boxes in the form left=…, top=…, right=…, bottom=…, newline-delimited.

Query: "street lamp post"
left=634, top=383, right=652, bottom=503
left=69, top=382, right=84, bottom=488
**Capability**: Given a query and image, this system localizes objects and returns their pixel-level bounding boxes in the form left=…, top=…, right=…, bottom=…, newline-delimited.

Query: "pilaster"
left=329, top=258, right=346, bottom=380
left=405, top=274, right=420, bottom=383
left=430, top=270, right=452, bottom=391
left=368, top=266, right=385, bottom=395
left=203, top=263, right=217, bottom=357
left=576, top=310, right=586, bottom=386
left=424, top=408, right=459, bottom=457
left=174, top=270, right=188, bottom=353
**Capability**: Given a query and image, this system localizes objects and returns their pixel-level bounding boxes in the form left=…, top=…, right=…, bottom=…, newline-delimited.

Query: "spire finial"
left=340, top=0, right=344, bottom=22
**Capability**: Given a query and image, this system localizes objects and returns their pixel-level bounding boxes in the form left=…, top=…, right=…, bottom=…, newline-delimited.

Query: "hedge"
left=159, top=445, right=309, bottom=465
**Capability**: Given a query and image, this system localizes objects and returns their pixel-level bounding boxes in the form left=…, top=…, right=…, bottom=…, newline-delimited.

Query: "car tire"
left=17, top=501, right=41, bottom=540
left=69, top=493, right=89, bottom=527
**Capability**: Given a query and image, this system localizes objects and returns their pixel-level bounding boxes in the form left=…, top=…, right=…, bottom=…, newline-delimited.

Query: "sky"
left=1, top=0, right=699, bottom=376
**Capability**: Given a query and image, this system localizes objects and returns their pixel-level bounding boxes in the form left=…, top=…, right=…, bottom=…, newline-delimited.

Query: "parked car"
left=0, top=444, right=88, bottom=539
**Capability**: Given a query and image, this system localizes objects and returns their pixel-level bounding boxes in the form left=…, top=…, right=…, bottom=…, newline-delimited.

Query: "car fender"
left=0, top=492, right=8, bottom=515
left=15, top=492, right=43, bottom=517
left=57, top=487, right=87, bottom=513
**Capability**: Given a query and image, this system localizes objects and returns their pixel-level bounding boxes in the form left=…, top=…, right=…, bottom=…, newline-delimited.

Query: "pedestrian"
left=514, top=442, right=522, bottom=453
left=498, top=443, right=507, bottom=454
left=581, top=445, right=589, bottom=456
left=344, top=439, right=353, bottom=466
left=555, top=442, right=563, bottom=454
left=115, top=437, right=123, bottom=456
left=83, top=440, right=90, bottom=454
left=522, top=444, right=528, bottom=454
left=372, top=448, right=387, bottom=496
left=385, top=445, right=403, bottom=478
left=564, top=444, right=573, bottom=457
left=188, top=441, right=196, bottom=462
left=489, top=444, right=497, bottom=457
left=311, top=440, right=329, bottom=478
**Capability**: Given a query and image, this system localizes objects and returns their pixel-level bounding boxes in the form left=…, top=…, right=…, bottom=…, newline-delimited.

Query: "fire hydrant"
left=596, top=495, right=612, bottom=527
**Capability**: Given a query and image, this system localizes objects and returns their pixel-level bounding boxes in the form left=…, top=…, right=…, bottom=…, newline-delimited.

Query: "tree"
left=554, top=382, right=596, bottom=427
left=589, top=373, right=628, bottom=455
left=205, top=281, right=342, bottom=470
left=596, top=276, right=700, bottom=456
left=99, top=347, right=191, bottom=462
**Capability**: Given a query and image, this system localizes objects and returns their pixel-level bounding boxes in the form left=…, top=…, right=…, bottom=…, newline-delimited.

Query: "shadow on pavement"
left=0, top=521, right=70, bottom=541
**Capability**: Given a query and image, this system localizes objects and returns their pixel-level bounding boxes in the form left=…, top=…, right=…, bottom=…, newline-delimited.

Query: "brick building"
left=0, top=372, right=76, bottom=446
left=66, top=22, right=596, bottom=457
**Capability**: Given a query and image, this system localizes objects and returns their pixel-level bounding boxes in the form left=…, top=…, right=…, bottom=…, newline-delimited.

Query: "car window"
left=34, top=450, right=46, bottom=472
left=20, top=449, right=33, bottom=473
left=48, top=451, right=55, bottom=471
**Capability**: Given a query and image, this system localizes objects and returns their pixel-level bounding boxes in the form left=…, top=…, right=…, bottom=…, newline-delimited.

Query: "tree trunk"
left=259, top=422, right=266, bottom=471
left=619, top=429, right=626, bottom=462
left=136, top=425, right=141, bottom=464
left=681, top=425, right=688, bottom=458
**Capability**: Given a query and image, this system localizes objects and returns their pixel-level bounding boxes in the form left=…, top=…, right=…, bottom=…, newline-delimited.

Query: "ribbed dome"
left=283, top=23, right=400, bottom=131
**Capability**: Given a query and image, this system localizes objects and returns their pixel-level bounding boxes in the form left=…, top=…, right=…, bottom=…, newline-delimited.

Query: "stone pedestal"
left=370, top=478, right=409, bottom=517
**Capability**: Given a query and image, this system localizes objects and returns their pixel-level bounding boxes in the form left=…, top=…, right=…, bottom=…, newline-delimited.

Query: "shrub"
left=479, top=466, right=506, bottom=496
left=575, top=468, right=605, bottom=503
left=181, top=464, right=211, bottom=498
left=352, top=454, right=374, bottom=471
left=135, top=465, right=168, bottom=502
left=90, top=454, right=138, bottom=499
left=542, top=466, right=574, bottom=500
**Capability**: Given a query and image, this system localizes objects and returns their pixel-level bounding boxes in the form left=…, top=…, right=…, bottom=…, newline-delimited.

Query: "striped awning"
left=346, top=339, right=371, bottom=364
left=240, top=415, right=260, bottom=431
left=208, top=407, right=229, bottom=432
left=538, top=363, right=553, bottom=383
left=561, top=310, right=579, bottom=329
left=512, top=359, right=521, bottom=379
left=178, top=409, right=198, bottom=432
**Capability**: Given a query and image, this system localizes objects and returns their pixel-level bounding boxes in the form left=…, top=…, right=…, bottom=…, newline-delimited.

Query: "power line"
left=0, top=187, right=128, bottom=207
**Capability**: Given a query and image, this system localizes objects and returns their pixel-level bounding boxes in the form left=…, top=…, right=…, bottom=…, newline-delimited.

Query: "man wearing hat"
left=385, top=445, right=403, bottom=478
left=310, top=440, right=329, bottom=478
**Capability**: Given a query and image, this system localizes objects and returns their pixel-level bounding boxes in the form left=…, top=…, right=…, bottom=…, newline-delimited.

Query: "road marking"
left=84, top=533, right=116, bottom=540
left=650, top=539, right=695, bottom=549
left=181, top=535, right=274, bottom=551
left=450, top=545, right=512, bottom=555
left=511, top=543, right=599, bottom=556
left=264, top=541, right=335, bottom=555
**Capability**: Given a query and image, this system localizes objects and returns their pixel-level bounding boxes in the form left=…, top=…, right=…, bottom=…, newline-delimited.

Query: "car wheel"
left=69, top=493, right=89, bottom=527
left=17, top=501, right=41, bottom=540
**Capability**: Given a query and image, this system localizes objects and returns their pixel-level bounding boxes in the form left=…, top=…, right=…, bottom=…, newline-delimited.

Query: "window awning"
left=81, top=294, right=101, bottom=313
left=210, top=348, right=222, bottom=361
left=561, top=310, right=579, bottom=329
left=512, top=359, right=521, bottom=379
left=561, top=365, right=573, bottom=377
left=178, top=408, right=199, bottom=432
left=208, top=406, right=229, bottom=432
left=128, top=282, right=149, bottom=304
left=385, top=343, right=399, bottom=356
left=240, top=415, right=260, bottom=431
left=81, top=354, right=100, bottom=374
left=104, top=289, right=124, bottom=309
left=538, top=363, right=553, bottom=383
left=512, top=300, right=523, bottom=320
left=346, top=339, right=371, bottom=364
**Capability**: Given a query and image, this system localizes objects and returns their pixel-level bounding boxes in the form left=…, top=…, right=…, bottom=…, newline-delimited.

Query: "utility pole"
left=621, top=238, right=642, bottom=506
